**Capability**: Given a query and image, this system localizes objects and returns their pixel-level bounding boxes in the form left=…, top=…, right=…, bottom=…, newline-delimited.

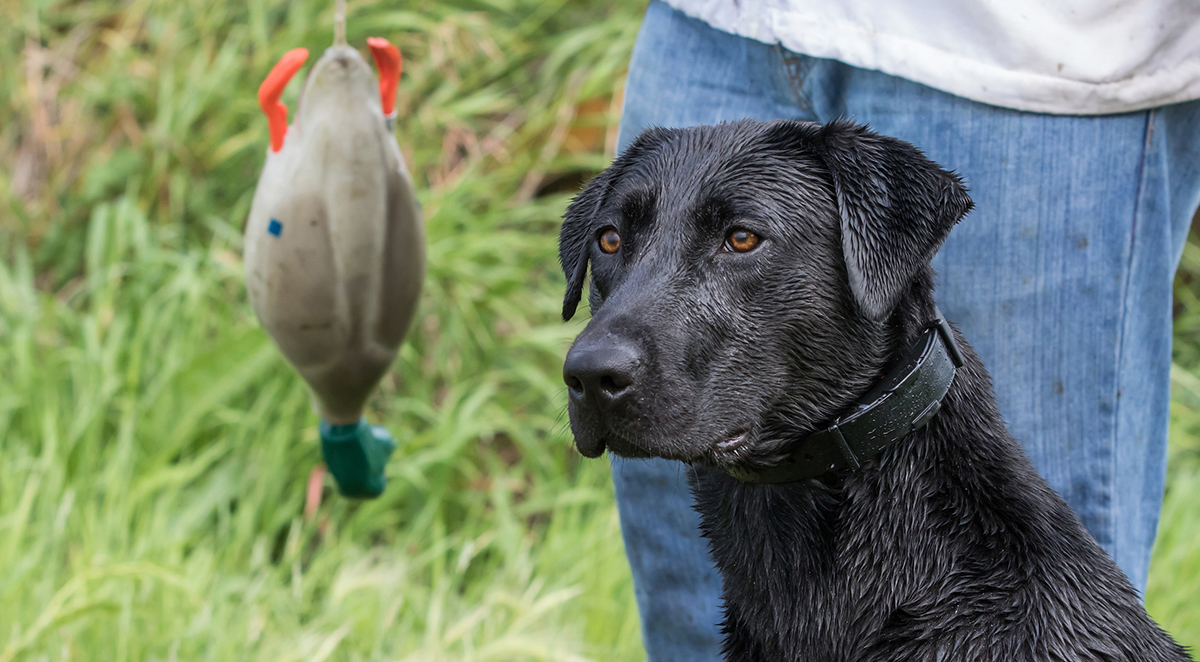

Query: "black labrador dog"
left=558, top=119, right=1191, bottom=662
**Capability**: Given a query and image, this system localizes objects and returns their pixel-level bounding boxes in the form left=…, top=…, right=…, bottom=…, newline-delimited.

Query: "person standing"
left=607, top=2, right=1200, bottom=659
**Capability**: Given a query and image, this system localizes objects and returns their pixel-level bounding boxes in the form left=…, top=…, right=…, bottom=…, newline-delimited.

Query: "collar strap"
left=725, top=309, right=964, bottom=484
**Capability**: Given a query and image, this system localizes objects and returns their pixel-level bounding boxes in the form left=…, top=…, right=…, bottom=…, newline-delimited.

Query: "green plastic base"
left=319, top=418, right=396, bottom=499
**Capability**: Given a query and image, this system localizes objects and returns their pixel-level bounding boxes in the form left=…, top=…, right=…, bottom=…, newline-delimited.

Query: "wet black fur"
left=558, top=119, right=1191, bottom=661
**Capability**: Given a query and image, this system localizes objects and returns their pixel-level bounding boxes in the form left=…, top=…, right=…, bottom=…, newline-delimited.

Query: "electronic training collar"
left=725, top=309, right=964, bottom=484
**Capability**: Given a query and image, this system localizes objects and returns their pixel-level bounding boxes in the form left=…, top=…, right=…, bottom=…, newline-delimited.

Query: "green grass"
left=1, top=0, right=644, bottom=659
left=0, top=0, right=1198, bottom=659
left=1148, top=237, right=1200, bottom=648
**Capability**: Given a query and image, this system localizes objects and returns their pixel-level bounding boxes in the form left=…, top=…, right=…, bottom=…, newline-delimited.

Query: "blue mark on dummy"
left=268, top=219, right=283, bottom=237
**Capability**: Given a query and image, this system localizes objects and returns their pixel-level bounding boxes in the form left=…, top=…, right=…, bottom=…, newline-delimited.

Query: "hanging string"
left=334, top=0, right=347, bottom=46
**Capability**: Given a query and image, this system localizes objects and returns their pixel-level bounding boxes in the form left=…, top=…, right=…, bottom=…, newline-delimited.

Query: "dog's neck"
left=692, top=350, right=1003, bottom=658
left=689, top=295, right=1057, bottom=661
left=725, top=300, right=962, bottom=485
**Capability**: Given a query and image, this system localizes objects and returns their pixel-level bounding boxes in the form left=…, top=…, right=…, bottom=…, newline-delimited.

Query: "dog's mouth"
left=717, top=430, right=749, bottom=453
left=573, top=423, right=652, bottom=459
left=576, top=437, right=656, bottom=459
left=706, top=429, right=758, bottom=467
left=575, top=423, right=755, bottom=464
left=574, top=434, right=606, bottom=458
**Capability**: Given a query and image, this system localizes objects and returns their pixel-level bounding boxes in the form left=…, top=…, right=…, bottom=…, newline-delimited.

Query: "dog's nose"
left=563, top=338, right=641, bottom=408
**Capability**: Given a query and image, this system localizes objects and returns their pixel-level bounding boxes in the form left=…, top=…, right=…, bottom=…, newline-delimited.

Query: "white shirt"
left=663, top=0, right=1200, bottom=115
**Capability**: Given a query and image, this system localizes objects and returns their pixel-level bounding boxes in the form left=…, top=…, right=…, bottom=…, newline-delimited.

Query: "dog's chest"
left=695, top=466, right=1009, bottom=662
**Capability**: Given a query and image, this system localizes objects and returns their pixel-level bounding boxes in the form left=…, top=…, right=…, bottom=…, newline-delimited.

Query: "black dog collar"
left=725, top=309, right=965, bottom=484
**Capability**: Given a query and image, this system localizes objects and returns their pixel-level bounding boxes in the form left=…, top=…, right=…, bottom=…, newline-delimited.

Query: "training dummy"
left=244, top=2, right=424, bottom=498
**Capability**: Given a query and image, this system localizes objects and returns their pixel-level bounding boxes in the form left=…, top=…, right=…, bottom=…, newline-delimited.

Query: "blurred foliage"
left=1150, top=227, right=1200, bottom=644
left=1, top=0, right=643, bottom=659
left=0, top=0, right=1198, bottom=659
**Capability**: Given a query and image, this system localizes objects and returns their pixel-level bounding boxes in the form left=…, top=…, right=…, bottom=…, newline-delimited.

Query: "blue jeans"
left=612, top=3, right=1200, bottom=660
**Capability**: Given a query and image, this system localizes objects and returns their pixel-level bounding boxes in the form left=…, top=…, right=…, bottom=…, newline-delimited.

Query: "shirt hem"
left=662, top=0, right=1200, bottom=115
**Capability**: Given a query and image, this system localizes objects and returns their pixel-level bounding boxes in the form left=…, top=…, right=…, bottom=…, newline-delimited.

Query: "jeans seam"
left=1109, top=109, right=1156, bottom=551
left=777, top=46, right=815, bottom=116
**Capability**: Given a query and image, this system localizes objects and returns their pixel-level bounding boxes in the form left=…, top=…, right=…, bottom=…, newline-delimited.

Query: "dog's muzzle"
left=562, top=334, right=643, bottom=457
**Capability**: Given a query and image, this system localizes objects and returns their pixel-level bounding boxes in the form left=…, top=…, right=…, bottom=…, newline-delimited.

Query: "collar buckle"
left=932, top=310, right=965, bottom=368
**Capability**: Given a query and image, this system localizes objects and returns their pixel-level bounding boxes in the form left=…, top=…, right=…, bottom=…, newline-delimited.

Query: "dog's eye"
left=598, top=227, right=621, bottom=254
left=724, top=228, right=760, bottom=253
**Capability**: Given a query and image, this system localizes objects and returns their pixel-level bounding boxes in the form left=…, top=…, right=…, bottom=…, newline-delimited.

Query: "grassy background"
left=0, top=0, right=1197, bottom=659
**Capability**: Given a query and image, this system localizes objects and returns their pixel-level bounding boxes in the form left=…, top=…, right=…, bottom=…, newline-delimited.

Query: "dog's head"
left=559, top=119, right=972, bottom=470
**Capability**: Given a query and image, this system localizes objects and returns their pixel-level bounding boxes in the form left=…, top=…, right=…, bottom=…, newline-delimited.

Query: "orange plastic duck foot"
left=257, top=48, right=310, bottom=152
left=367, top=37, right=402, bottom=117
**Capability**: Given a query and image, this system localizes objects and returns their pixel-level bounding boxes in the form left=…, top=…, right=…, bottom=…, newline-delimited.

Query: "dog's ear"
left=559, top=168, right=612, bottom=321
left=559, top=128, right=669, bottom=321
left=812, top=119, right=973, bottom=320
